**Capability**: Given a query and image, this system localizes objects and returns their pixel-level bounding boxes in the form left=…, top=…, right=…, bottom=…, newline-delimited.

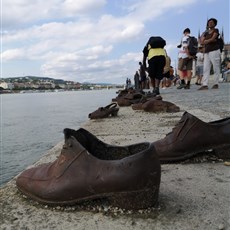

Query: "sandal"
left=88, top=103, right=119, bottom=119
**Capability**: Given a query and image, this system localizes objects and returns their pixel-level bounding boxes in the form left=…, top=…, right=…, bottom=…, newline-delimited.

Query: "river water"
left=0, top=89, right=118, bottom=187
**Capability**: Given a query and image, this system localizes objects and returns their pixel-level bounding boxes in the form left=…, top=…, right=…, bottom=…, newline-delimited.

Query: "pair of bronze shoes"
left=115, top=92, right=145, bottom=106
left=16, top=128, right=161, bottom=210
left=113, top=89, right=158, bottom=107
left=132, top=97, right=180, bottom=113
left=88, top=103, right=119, bottom=119
left=16, top=112, right=230, bottom=209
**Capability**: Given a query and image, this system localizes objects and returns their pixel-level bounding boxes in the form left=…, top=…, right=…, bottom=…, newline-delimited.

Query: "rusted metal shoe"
left=116, top=93, right=145, bottom=107
left=142, top=99, right=180, bottom=113
left=132, top=95, right=163, bottom=110
left=88, top=102, right=119, bottom=119
left=16, top=128, right=161, bottom=210
left=153, top=112, right=230, bottom=162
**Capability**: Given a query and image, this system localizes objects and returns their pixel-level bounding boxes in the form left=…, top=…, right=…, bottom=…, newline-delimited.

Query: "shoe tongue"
left=65, top=136, right=86, bottom=155
left=180, top=111, right=199, bottom=125
left=175, top=111, right=190, bottom=125
left=55, top=137, right=87, bottom=178
left=181, top=111, right=190, bottom=120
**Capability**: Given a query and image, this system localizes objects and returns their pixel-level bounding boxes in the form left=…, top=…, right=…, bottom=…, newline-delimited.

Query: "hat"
left=207, top=18, right=217, bottom=26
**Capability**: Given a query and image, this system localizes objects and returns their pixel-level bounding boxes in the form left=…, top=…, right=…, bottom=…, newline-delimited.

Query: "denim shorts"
left=196, top=65, right=203, bottom=76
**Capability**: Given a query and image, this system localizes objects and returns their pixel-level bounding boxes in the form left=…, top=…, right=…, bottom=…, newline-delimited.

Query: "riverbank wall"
left=1, top=81, right=230, bottom=230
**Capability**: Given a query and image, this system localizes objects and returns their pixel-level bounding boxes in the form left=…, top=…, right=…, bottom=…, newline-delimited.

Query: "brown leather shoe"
left=16, top=129, right=161, bottom=210
left=88, top=103, right=119, bottom=119
left=131, top=96, right=163, bottom=110
left=153, top=112, right=230, bottom=162
left=116, top=92, right=146, bottom=107
left=142, top=99, right=180, bottom=113
left=198, top=85, right=208, bottom=90
left=211, top=84, right=219, bottom=89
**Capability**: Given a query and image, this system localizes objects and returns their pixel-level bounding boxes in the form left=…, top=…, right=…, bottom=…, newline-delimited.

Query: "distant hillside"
left=3, top=76, right=122, bottom=86
left=3, top=76, right=69, bottom=84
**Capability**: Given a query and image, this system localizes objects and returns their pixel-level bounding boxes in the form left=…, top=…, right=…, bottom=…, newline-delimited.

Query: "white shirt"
left=196, top=52, right=204, bottom=66
left=178, top=34, right=190, bottom=59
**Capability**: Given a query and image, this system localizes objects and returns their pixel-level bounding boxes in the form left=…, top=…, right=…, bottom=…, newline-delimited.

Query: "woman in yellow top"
left=142, top=36, right=166, bottom=96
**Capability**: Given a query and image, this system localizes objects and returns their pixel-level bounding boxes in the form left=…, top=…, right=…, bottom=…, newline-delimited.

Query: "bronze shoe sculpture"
left=88, top=102, right=119, bottom=119
left=154, top=111, right=230, bottom=162
left=132, top=95, right=163, bottom=111
left=142, top=99, right=180, bottom=113
left=16, top=128, right=161, bottom=210
left=116, top=93, right=145, bottom=107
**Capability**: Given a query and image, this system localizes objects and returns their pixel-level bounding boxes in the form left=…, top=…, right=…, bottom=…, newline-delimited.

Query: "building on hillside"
left=0, top=82, right=14, bottom=90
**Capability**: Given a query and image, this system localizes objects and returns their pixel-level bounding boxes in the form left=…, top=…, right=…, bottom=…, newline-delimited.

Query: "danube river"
left=0, top=89, right=118, bottom=186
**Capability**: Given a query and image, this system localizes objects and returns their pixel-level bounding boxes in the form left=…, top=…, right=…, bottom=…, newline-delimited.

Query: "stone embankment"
left=1, top=81, right=229, bottom=230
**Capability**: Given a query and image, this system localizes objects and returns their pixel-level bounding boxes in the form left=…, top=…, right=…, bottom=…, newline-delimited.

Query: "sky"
left=1, top=0, right=229, bottom=84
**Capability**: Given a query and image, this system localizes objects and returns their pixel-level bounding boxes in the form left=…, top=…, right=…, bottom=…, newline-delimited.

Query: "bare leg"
left=150, top=78, right=155, bottom=89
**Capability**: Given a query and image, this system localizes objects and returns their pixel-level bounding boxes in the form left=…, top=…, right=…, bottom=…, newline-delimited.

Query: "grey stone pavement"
left=158, top=81, right=230, bottom=118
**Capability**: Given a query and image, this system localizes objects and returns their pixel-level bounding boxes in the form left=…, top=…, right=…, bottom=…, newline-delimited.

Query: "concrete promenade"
left=0, top=81, right=230, bottom=230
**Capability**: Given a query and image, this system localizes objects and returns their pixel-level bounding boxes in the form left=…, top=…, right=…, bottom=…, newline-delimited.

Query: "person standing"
left=222, top=60, right=230, bottom=82
left=198, top=18, right=221, bottom=90
left=125, top=78, right=129, bottom=89
left=177, top=28, right=193, bottom=89
left=134, top=71, right=140, bottom=90
left=142, top=36, right=166, bottom=95
left=139, top=62, right=147, bottom=90
left=195, top=46, right=204, bottom=85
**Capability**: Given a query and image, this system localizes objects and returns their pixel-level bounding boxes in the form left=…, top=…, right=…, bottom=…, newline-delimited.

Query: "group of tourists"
left=133, top=17, right=225, bottom=95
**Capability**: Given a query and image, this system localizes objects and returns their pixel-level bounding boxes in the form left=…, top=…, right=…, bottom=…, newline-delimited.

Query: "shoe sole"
left=17, top=186, right=159, bottom=210
left=159, top=144, right=230, bottom=163
left=198, top=87, right=208, bottom=90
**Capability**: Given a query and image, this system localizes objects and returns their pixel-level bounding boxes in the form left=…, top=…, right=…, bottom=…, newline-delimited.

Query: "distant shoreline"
left=0, top=87, right=123, bottom=95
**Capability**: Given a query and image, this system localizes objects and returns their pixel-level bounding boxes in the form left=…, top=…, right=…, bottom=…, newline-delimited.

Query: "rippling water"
left=0, top=89, right=117, bottom=186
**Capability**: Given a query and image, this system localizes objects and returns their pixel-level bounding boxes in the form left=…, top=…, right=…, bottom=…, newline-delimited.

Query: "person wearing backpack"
left=142, top=36, right=166, bottom=96
left=177, top=28, right=194, bottom=90
left=198, top=18, right=221, bottom=90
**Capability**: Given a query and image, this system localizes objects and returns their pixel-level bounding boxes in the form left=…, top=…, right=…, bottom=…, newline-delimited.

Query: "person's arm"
left=142, top=46, right=148, bottom=70
left=203, top=30, right=219, bottom=45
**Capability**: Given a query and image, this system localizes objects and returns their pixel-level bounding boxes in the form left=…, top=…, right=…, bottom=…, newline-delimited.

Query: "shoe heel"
left=111, top=109, right=119, bottom=117
left=213, top=145, right=230, bottom=159
left=108, top=187, right=159, bottom=210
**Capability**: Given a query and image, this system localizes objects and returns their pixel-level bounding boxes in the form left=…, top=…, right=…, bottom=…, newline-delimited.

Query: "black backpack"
left=148, top=36, right=166, bottom=48
left=217, top=36, right=224, bottom=52
left=187, top=36, right=198, bottom=56
left=143, top=36, right=166, bottom=57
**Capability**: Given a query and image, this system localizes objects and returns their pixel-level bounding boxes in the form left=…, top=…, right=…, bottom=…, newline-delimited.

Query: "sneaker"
left=198, top=85, right=208, bottom=90
left=211, top=84, right=219, bottom=89
left=177, top=84, right=185, bottom=89
left=184, top=85, right=190, bottom=89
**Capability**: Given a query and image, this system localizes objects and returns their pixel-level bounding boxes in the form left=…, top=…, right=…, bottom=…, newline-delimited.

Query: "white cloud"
left=2, top=0, right=106, bottom=29
left=2, top=0, right=228, bottom=83
left=62, top=0, right=106, bottom=16
left=1, top=48, right=26, bottom=60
